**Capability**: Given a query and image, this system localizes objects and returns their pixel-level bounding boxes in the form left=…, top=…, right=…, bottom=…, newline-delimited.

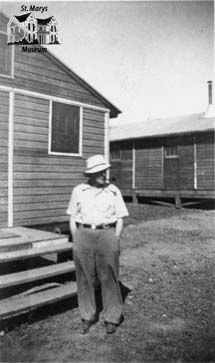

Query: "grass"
left=0, top=206, right=214, bottom=362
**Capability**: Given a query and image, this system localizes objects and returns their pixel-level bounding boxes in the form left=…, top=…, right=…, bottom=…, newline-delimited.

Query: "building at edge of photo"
left=0, top=11, right=121, bottom=230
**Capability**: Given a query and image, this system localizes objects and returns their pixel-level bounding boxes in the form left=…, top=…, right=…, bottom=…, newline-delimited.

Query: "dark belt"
left=76, top=223, right=116, bottom=230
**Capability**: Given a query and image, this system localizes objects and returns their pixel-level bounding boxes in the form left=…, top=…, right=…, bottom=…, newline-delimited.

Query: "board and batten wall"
left=196, top=132, right=214, bottom=190
left=135, top=140, right=163, bottom=189
left=0, top=90, right=9, bottom=227
left=110, top=139, right=163, bottom=190
left=110, top=133, right=215, bottom=193
left=110, top=141, right=133, bottom=190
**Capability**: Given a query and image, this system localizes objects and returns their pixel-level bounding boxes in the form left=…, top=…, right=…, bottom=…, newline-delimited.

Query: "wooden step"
left=0, top=243, right=73, bottom=263
left=0, top=236, right=69, bottom=252
left=0, top=281, right=77, bottom=319
left=0, top=227, right=69, bottom=252
left=0, top=261, right=75, bottom=289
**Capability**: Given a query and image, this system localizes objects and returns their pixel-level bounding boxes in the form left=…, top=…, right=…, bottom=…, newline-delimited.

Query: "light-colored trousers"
left=73, top=226, right=123, bottom=324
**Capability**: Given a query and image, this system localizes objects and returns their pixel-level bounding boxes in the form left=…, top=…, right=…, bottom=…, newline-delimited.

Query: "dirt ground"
left=0, top=205, right=215, bottom=363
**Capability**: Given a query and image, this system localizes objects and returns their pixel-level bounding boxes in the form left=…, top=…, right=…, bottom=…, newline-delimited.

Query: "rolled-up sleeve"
left=66, top=186, right=79, bottom=217
left=114, top=187, right=129, bottom=218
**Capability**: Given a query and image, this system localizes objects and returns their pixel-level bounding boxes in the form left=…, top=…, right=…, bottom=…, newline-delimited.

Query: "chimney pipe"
left=208, top=80, right=213, bottom=105
left=204, top=80, right=215, bottom=117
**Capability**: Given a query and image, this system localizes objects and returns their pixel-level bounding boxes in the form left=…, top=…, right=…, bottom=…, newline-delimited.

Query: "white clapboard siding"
left=15, top=115, right=49, bottom=128
left=14, top=194, right=69, bottom=204
left=0, top=122, right=8, bottom=131
left=14, top=163, right=83, bottom=173
left=14, top=48, right=105, bottom=107
left=14, top=186, right=72, bottom=196
left=15, top=60, right=80, bottom=85
left=0, top=91, right=9, bottom=227
left=13, top=209, right=68, bottom=221
left=14, top=155, right=85, bottom=166
left=12, top=92, right=106, bottom=226
left=0, top=19, right=115, bottom=228
left=13, top=180, right=73, bottom=189
left=13, top=201, right=67, bottom=212
left=14, top=172, right=83, bottom=180
left=14, top=124, right=48, bottom=135
left=13, top=215, right=69, bottom=226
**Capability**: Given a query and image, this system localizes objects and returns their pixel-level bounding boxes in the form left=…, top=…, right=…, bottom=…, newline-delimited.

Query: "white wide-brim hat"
left=85, top=155, right=111, bottom=174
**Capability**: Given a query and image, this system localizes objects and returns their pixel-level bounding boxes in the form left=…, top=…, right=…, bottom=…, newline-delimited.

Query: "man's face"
left=92, top=169, right=107, bottom=186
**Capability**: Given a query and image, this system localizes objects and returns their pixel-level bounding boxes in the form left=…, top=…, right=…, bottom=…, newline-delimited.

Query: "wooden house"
left=7, top=13, right=59, bottom=45
left=0, top=12, right=121, bottom=229
left=110, top=82, right=215, bottom=207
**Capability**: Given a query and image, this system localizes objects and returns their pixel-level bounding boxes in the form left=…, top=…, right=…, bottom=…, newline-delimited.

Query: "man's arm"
left=115, top=217, right=124, bottom=255
left=69, top=217, right=78, bottom=237
left=115, top=217, right=124, bottom=238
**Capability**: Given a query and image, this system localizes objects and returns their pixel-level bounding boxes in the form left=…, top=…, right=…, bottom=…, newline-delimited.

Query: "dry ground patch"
left=0, top=207, right=214, bottom=362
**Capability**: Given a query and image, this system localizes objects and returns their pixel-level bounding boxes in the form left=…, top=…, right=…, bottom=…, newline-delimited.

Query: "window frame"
left=164, top=144, right=179, bottom=159
left=0, top=30, right=14, bottom=79
left=48, top=99, right=83, bottom=157
left=110, top=145, right=121, bottom=161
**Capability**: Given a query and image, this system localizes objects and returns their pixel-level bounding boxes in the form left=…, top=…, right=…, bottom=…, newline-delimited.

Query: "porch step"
left=0, top=281, right=77, bottom=319
left=0, top=227, right=69, bottom=252
left=0, top=261, right=75, bottom=289
left=0, top=227, right=76, bottom=322
left=0, top=243, right=73, bottom=263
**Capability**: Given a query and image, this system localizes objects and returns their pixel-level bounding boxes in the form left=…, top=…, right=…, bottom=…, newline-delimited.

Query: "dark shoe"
left=80, top=320, right=91, bottom=335
left=106, top=322, right=117, bottom=334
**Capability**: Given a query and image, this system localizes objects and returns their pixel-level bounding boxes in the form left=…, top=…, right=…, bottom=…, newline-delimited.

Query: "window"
left=111, top=149, right=120, bottom=160
left=0, top=32, right=13, bottom=77
left=50, top=101, right=81, bottom=155
left=110, top=145, right=121, bottom=160
left=164, top=145, right=179, bottom=158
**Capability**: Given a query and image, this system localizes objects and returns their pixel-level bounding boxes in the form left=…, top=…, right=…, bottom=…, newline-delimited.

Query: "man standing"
left=67, top=154, right=128, bottom=334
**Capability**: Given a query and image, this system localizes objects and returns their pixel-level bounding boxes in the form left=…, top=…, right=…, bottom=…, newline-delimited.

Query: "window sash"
left=164, top=145, right=179, bottom=158
left=111, top=149, right=121, bottom=160
left=50, top=101, right=82, bottom=156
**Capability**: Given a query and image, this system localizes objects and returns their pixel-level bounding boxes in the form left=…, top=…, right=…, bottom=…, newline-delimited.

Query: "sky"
left=0, top=0, right=214, bottom=125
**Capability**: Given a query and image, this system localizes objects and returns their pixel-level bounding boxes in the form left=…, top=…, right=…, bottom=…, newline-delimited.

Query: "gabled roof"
left=14, top=13, right=31, bottom=23
left=1, top=11, right=121, bottom=118
left=110, top=113, right=215, bottom=141
left=37, top=17, right=54, bottom=25
left=43, top=50, right=121, bottom=118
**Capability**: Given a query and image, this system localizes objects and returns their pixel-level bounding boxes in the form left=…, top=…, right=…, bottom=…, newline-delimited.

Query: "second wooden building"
left=110, top=82, right=215, bottom=207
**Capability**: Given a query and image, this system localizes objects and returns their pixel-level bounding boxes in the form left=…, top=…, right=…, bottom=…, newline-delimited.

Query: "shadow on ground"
left=0, top=280, right=131, bottom=333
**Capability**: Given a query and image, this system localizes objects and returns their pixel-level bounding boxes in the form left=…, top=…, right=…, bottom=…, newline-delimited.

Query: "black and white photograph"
left=0, top=0, right=214, bottom=361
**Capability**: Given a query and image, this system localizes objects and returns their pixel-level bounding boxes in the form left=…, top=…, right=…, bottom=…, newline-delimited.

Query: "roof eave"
left=110, top=128, right=215, bottom=142
left=1, top=10, right=121, bottom=118
left=44, top=51, right=121, bottom=118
